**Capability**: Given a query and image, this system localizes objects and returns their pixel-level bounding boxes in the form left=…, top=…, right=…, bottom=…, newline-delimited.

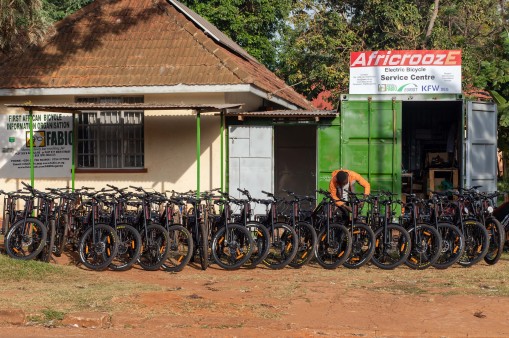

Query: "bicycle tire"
left=39, top=220, right=56, bottom=263
left=53, top=214, right=69, bottom=257
left=198, top=221, right=209, bottom=270
left=458, top=220, right=489, bottom=267
left=211, top=223, right=253, bottom=270
left=78, top=223, right=119, bottom=271
left=343, top=222, right=375, bottom=269
left=109, top=224, right=142, bottom=271
left=484, top=216, right=505, bottom=265
left=5, top=217, right=47, bottom=260
left=162, top=224, right=193, bottom=272
left=405, top=223, right=442, bottom=270
left=138, top=223, right=170, bottom=271
left=289, top=221, right=317, bottom=268
left=432, top=222, right=465, bottom=269
left=315, top=223, right=352, bottom=269
left=371, top=223, right=411, bottom=270
left=244, top=221, right=270, bottom=269
left=263, top=222, right=298, bottom=269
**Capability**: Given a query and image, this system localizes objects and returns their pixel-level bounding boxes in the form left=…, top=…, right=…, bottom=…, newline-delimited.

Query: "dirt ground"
left=2, top=252, right=509, bottom=338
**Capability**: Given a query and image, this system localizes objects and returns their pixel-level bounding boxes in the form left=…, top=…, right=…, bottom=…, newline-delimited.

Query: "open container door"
left=317, top=116, right=341, bottom=193
left=340, top=97, right=402, bottom=195
left=464, top=101, right=498, bottom=192
left=228, top=125, right=273, bottom=215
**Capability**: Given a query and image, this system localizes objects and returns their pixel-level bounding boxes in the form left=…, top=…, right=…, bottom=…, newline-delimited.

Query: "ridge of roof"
left=167, top=0, right=257, bottom=63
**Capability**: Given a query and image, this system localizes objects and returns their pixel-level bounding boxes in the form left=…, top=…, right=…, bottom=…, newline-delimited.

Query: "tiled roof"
left=0, top=0, right=314, bottom=110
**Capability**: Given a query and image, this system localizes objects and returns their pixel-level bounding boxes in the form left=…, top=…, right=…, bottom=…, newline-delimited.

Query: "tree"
left=277, top=0, right=509, bottom=101
left=42, top=0, right=94, bottom=22
left=0, top=0, right=48, bottom=59
left=179, top=0, right=294, bottom=70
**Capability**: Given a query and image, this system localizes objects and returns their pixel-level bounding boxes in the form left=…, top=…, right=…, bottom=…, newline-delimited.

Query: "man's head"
left=335, top=171, right=349, bottom=187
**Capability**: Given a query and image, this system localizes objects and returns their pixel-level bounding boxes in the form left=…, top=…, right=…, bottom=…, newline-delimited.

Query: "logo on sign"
left=378, top=84, right=398, bottom=92
left=398, top=83, right=418, bottom=92
left=26, top=131, right=46, bottom=147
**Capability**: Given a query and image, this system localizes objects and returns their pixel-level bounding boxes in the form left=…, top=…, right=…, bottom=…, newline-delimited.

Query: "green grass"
left=0, top=254, right=163, bottom=323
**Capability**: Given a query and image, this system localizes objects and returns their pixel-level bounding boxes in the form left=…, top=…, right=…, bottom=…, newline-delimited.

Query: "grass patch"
left=0, top=254, right=164, bottom=324
left=0, top=254, right=68, bottom=281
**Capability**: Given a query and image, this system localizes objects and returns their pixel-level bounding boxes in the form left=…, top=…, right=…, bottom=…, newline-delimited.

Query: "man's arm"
left=350, top=171, right=370, bottom=195
left=329, top=172, right=345, bottom=207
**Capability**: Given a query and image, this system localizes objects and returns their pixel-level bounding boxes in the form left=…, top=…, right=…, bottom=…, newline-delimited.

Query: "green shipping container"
left=317, top=94, right=498, bottom=198
left=317, top=98, right=401, bottom=197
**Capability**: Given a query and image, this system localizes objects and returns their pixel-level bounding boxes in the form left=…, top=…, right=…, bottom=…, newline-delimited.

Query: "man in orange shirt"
left=329, top=169, right=370, bottom=214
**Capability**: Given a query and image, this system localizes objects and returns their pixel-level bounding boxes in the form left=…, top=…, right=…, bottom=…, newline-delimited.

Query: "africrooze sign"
left=349, top=50, right=462, bottom=95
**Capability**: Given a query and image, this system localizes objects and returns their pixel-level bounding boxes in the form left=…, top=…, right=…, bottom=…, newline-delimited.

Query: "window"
left=77, top=97, right=144, bottom=169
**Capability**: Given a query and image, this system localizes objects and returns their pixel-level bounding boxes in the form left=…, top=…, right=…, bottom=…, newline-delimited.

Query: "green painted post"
left=29, top=109, right=34, bottom=188
left=196, top=110, right=201, bottom=198
left=71, top=112, right=76, bottom=191
left=367, top=98, right=372, bottom=182
left=220, top=110, right=224, bottom=192
left=225, top=122, right=229, bottom=193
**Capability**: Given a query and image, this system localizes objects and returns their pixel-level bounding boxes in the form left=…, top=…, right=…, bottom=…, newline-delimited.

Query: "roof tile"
left=0, top=0, right=313, bottom=109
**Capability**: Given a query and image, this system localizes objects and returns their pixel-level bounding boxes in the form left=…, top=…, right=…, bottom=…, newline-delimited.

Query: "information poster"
left=349, top=50, right=462, bottom=94
left=0, top=113, right=73, bottom=178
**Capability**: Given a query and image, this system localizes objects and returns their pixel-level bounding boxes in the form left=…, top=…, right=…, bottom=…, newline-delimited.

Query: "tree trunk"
left=422, top=0, right=440, bottom=49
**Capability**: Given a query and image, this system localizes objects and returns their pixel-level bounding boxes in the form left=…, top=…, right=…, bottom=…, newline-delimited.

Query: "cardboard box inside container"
left=434, top=178, right=445, bottom=191
left=426, top=152, right=449, bottom=167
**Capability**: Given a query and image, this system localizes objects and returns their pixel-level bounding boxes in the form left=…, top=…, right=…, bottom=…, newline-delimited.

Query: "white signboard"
left=349, top=50, right=462, bottom=94
left=0, top=113, right=73, bottom=178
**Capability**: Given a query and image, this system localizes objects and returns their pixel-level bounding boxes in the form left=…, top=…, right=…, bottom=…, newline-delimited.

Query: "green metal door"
left=316, top=116, right=341, bottom=193
left=340, top=98, right=402, bottom=195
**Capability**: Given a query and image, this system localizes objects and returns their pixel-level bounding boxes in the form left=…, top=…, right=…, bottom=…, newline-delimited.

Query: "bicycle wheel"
left=458, top=220, right=489, bottom=267
left=371, top=223, right=411, bottom=270
left=39, top=220, right=56, bottom=263
left=405, top=223, right=442, bottom=270
left=211, top=223, right=253, bottom=270
left=432, top=222, right=465, bottom=269
left=343, top=223, right=375, bottom=269
left=197, top=221, right=209, bottom=270
left=53, top=214, right=69, bottom=257
left=5, top=218, right=47, bottom=260
left=244, top=221, right=270, bottom=269
left=315, top=223, right=352, bottom=269
left=484, top=217, right=505, bottom=265
left=263, top=222, right=298, bottom=269
left=162, top=224, right=193, bottom=272
left=289, top=221, right=317, bottom=268
left=138, top=223, right=170, bottom=271
left=109, top=224, right=142, bottom=271
left=78, top=223, right=119, bottom=271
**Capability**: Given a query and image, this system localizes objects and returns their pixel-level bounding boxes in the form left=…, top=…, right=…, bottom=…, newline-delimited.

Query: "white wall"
left=0, top=91, right=265, bottom=210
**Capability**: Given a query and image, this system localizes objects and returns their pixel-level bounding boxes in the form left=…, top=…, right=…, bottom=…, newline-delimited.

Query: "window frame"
left=75, top=96, right=146, bottom=172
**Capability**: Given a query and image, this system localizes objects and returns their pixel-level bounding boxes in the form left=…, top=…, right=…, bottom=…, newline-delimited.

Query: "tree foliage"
left=42, top=0, right=94, bottom=22
left=0, top=0, right=93, bottom=59
left=277, top=0, right=509, bottom=101
left=0, top=0, right=48, bottom=59
left=179, top=0, right=294, bottom=70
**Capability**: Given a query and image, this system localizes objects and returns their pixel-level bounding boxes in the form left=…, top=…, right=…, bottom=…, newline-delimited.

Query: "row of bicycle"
left=0, top=182, right=505, bottom=271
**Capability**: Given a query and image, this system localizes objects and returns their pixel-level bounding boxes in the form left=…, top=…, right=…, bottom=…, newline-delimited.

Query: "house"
left=0, top=0, right=323, bottom=200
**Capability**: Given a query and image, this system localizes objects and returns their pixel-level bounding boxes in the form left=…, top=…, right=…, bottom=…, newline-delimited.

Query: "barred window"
left=77, top=97, right=144, bottom=169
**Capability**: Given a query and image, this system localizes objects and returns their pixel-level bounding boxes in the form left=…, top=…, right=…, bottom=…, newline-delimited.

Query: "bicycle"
left=312, top=189, right=352, bottom=269
left=366, top=192, right=411, bottom=270
left=3, top=183, right=47, bottom=260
